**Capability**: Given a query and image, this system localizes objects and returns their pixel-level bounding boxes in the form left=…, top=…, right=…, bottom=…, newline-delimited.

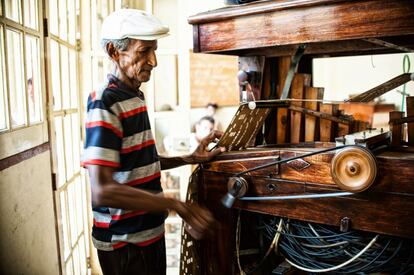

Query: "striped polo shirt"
left=82, top=74, right=165, bottom=251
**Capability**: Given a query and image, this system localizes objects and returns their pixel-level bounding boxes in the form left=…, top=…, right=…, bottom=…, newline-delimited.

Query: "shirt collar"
left=107, top=74, right=145, bottom=99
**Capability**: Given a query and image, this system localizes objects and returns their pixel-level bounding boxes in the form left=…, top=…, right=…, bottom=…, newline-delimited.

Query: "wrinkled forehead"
left=129, top=39, right=158, bottom=50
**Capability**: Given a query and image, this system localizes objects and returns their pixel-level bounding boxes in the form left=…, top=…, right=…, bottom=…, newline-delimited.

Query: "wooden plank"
left=290, top=105, right=350, bottom=124
left=276, top=56, right=291, bottom=144
left=277, top=109, right=289, bottom=144
left=319, top=104, right=334, bottom=141
left=236, top=192, right=414, bottom=239
left=336, top=110, right=350, bottom=137
left=188, top=0, right=348, bottom=24
left=290, top=74, right=311, bottom=143
left=349, top=73, right=413, bottom=102
left=304, top=87, right=321, bottom=141
left=407, top=96, right=414, bottom=145
left=390, top=111, right=404, bottom=146
left=191, top=0, right=414, bottom=53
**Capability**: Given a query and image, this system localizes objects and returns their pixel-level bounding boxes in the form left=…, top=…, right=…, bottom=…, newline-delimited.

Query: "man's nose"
left=147, top=50, right=157, bottom=67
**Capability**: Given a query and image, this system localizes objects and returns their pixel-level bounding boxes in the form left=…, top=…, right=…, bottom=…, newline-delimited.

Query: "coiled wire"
left=258, top=216, right=414, bottom=274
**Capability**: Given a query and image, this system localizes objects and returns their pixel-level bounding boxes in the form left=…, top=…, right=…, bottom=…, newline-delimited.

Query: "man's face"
left=117, top=39, right=158, bottom=83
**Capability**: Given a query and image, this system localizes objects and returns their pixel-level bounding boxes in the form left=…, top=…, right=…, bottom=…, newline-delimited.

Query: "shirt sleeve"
left=81, top=93, right=123, bottom=168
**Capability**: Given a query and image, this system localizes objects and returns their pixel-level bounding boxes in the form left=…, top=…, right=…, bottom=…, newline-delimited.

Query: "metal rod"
left=239, top=192, right=353, bottom=201
left=234, top=145, right=349, bottom=177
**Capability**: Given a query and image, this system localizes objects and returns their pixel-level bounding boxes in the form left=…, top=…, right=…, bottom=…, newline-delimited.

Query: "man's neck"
left=114, top=69, right=141, bottom=91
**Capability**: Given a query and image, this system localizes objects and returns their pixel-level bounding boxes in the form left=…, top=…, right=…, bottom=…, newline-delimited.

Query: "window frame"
left=0, top=0, right=48, bottom=159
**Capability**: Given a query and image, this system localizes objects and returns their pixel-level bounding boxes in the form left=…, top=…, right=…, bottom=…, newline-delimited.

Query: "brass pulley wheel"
left=331, top=146, right=377, bottom=192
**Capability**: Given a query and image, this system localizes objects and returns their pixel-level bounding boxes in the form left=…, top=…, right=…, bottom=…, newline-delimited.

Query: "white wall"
left=313, top=53, right=414, bottom=110
left=0, top=152, right=60, bottom=275
left=149, top=0, right=236, bottom=142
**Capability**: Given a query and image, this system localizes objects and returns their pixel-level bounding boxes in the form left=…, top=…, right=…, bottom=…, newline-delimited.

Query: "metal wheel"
left=331, top=146, right=377, bottom=192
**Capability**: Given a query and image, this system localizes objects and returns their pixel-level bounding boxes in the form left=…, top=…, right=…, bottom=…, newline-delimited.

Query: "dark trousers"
left=97, top=238, right=166, bottom=275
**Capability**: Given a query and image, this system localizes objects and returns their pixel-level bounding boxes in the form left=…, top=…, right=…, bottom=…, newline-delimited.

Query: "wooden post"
left=304, top=87, right=323, bottom=142
left=390, top=111, right=404, bottom=146
left=407, top=96, right=414, bottom=145
left=290, top=74, right=311, bottom=143
left=276, top=56, right=291, bottom=144
left=336, top=109, right=350, bottom=137
left=319, top=104, right=338, bottom=142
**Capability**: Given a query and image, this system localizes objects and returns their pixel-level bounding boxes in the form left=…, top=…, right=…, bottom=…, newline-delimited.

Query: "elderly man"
left=81, top=9, right=224, bottom=275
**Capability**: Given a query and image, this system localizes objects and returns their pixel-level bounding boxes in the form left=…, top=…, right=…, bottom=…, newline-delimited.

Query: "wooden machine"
left=181, top=1, right=414, bottom=274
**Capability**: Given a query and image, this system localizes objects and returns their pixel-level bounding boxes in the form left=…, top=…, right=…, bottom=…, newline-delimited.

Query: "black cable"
left=258, top=217, right=414, bottom=274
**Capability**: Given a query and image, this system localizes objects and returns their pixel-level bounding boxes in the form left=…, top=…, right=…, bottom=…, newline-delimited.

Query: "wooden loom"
left=181, top=1, right=414, bottom=274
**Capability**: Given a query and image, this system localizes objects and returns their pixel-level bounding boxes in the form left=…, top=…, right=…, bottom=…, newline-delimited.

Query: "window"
left=0, top=0, right=45, bottom=159
left=49, top=0, right=58, bottom=35
left=5, top=0, right=22, bottom=24
left=50, top=40, right=62, bottom=111
left=24, top=0, right=39, bottom=30
left=48, top=0, right=91, bottom=273
left=59, top=0, right=68, bottom=41
left=0, top=26, right=7, bottom=131
left=26, top=35, right=42, bottom=123
left=6, top=29, right=25, bottom=128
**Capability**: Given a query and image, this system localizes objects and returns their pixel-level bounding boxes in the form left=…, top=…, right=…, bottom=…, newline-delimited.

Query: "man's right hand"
left=88, top=165, right=216, bottom=240
left=173, top=201, right=215, bottom=240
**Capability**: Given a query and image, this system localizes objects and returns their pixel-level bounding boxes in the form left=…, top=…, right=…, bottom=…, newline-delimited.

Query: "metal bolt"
left=266, top=183, right=277, bottom=192
left=340, top=217, right=351, bottom=232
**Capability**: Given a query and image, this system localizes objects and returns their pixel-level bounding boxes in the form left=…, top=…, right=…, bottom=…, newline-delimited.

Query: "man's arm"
left=159, top=130, right=225, bottom=170
left=88, top=164, right=214, bottom=239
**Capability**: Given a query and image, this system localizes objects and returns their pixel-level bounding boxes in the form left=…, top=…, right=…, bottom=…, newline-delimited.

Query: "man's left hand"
left=189, top=130, right=226, bottom=163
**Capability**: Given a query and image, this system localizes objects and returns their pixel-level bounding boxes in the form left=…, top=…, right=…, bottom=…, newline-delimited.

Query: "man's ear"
left=106, top=42, right=119, bottom=62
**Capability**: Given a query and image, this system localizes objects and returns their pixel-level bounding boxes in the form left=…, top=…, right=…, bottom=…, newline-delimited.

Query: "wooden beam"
left=389, top=115, right=414, bottom=126
left=223, top=38, right=414, bottom=58
left=276, top=56, right=291, bottom=144
left=364, top=37, right=414, bottom=52
left=290, top=105, right=350, bottom=124
left=348, top=73, right=413, bottom=102
left=390, top=111, right=404, bottom=146
left=191, top=0, right=414, bottom=53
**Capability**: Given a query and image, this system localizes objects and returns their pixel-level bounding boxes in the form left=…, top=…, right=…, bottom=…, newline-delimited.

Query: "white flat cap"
left=101, top=9, right=169, bottom=41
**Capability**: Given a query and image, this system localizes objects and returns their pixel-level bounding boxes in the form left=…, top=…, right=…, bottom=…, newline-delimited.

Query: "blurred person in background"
left=205, top=102, right=222, bottom=131
left=190, top=116, right=215, bottom=152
